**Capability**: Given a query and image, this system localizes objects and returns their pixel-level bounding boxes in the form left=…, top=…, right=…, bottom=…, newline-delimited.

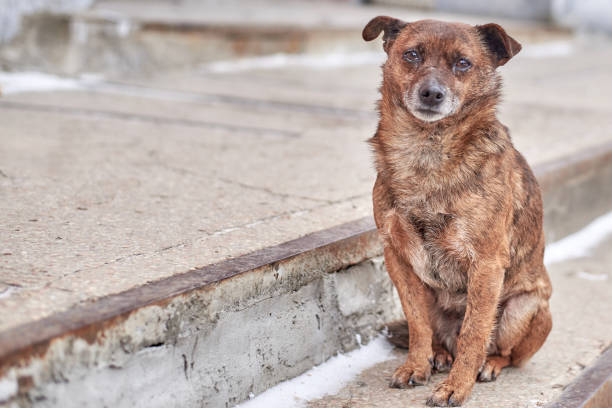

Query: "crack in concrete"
left=141, top=157, right=324, bottom=205
left=206, top=191, right=370, bottom=238
left=217, top=177, right=331, bottom=204
left=6, top=192, right=369, bottom=296
left=138, top=159, right=326, bottom=205
left=70, top=244, right=186, bottom=276
left=0, top=100, right=300, bottom=139
left=32, top=243, right=188, bottom=293
left=233, top=295, right=278, bottom=313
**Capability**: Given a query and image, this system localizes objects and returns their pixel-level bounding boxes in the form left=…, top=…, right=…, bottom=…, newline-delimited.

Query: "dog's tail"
left=385, top=320, right=410, bottom=349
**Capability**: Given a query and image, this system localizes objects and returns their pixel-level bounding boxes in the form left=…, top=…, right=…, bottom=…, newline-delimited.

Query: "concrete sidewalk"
left=2, top=24, right=612, bottom=334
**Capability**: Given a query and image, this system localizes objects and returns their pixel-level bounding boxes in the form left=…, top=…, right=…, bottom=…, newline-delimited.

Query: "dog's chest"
left=403, top=208, right=471, bottom=292
left=388, top=140, right=447, bottom=185
left=385, top=141, right=480, bottom=292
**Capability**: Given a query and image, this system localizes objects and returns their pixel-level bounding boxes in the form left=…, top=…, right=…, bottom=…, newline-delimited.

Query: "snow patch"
left=0, top=286, right=18, bottom=299
left=203, top=51, right=386, bottom=73
left=521, top=41, right=573, bottom=58
left=0, top=72, right=100, bottom=95
left=0, top=375, right=17, bottom=403
left=577, top=271, right=608, bottom=281
left=545, top=211, right=612, bottom=265
left=236, top=336, right=394, bottom=408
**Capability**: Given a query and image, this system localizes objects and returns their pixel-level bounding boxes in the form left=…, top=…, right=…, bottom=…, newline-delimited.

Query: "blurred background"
left=1, top=0, right=612, bottom=74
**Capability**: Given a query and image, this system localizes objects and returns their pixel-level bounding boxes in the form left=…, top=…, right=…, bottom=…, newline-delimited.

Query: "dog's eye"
left=403, top=50, right=420, bottom=63
left=454, top=58, right=472, bottom=72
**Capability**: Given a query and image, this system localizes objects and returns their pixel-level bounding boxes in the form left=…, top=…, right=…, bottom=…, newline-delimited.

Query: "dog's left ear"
left=476, top=23, right=522, bottom=67
left=363, top=16, right=408, bottom=53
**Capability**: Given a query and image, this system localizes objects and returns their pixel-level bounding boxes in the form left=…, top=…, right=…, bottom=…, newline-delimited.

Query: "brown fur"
left=364, top=17, right=552, bottom=406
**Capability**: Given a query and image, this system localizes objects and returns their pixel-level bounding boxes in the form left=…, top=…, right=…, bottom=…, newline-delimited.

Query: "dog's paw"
left=432, top=348, right=453, bottom=373
left=426, top=379, right=472, bottom=407
left=477, top=356, right=509, bottom=382
left=389, top=358, right=432, bottom=388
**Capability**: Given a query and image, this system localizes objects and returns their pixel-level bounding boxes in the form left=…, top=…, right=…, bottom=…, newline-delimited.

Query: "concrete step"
left=1, top=143, right=611, bottom=407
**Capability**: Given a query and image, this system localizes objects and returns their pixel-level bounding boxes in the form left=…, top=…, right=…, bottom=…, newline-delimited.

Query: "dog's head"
left=363, top=17, right=521, bottom=123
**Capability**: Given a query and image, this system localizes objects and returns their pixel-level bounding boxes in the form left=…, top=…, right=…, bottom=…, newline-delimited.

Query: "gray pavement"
left=307, top=235, right=612, bottom=408
left=2, top=15, right=612, bottom=336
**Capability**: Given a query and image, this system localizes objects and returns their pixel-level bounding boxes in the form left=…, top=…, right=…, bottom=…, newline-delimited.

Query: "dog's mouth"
left=411, top=107, right=447, bottom=122
left=416, top=108, right=441, bottom=115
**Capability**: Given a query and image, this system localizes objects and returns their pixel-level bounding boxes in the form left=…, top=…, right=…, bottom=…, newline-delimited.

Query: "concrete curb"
left=0, top=217, right=379, bottom=369
left=0, top=219, right=392, bottom=407
left=1, top=142, right=612, bottom=407
left=536, top=140, right=612, bottom=242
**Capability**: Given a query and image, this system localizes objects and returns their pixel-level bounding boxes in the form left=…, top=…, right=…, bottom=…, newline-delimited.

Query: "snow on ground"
left=240, top=211, right=612, bottom=407
left=236, top=335, right=394, bottom=408
left=0, top=376, right=17, bottom=404
left=0, top=286, right=18, bottom=300
left=544, top=211, right=612, bottom=266
left=0, top=72, right=87, bottom=94
left=0, top=71, right=221, bottom=103
left=202, top=51, right=386, bottom=73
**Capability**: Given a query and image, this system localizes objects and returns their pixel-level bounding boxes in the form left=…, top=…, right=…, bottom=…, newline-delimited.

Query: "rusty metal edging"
left=1, top=141, right=612, bottom=381
left=545, top=346, right=612, bottom=408
left=0, top=217, right=379, bottom=371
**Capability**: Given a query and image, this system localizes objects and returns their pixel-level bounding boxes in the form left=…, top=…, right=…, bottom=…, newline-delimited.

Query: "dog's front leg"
left=427, top=258, right=505, bottom=407
left=382, top=211, right=434, bottom=388
left=385, top=246, right=434, bottom=387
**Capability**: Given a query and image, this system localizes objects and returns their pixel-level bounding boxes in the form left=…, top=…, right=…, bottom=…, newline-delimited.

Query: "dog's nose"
left=419, top=83, right=446, bottom=107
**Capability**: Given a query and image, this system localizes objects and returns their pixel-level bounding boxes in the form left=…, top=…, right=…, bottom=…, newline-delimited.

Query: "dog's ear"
left=476, top=23, right=522, bottom=67
left=363, top=16, right=408, bottom=53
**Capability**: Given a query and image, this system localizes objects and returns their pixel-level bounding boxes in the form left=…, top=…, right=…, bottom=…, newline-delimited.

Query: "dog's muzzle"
left=405, top=79, right=458, bottom=123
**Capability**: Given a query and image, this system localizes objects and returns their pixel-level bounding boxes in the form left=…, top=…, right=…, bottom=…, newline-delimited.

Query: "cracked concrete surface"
left=2, top=27, right=612, bottom=334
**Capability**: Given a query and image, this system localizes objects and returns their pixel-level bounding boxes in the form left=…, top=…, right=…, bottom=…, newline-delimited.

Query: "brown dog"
left=362, top=17, right=552, bottom=406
